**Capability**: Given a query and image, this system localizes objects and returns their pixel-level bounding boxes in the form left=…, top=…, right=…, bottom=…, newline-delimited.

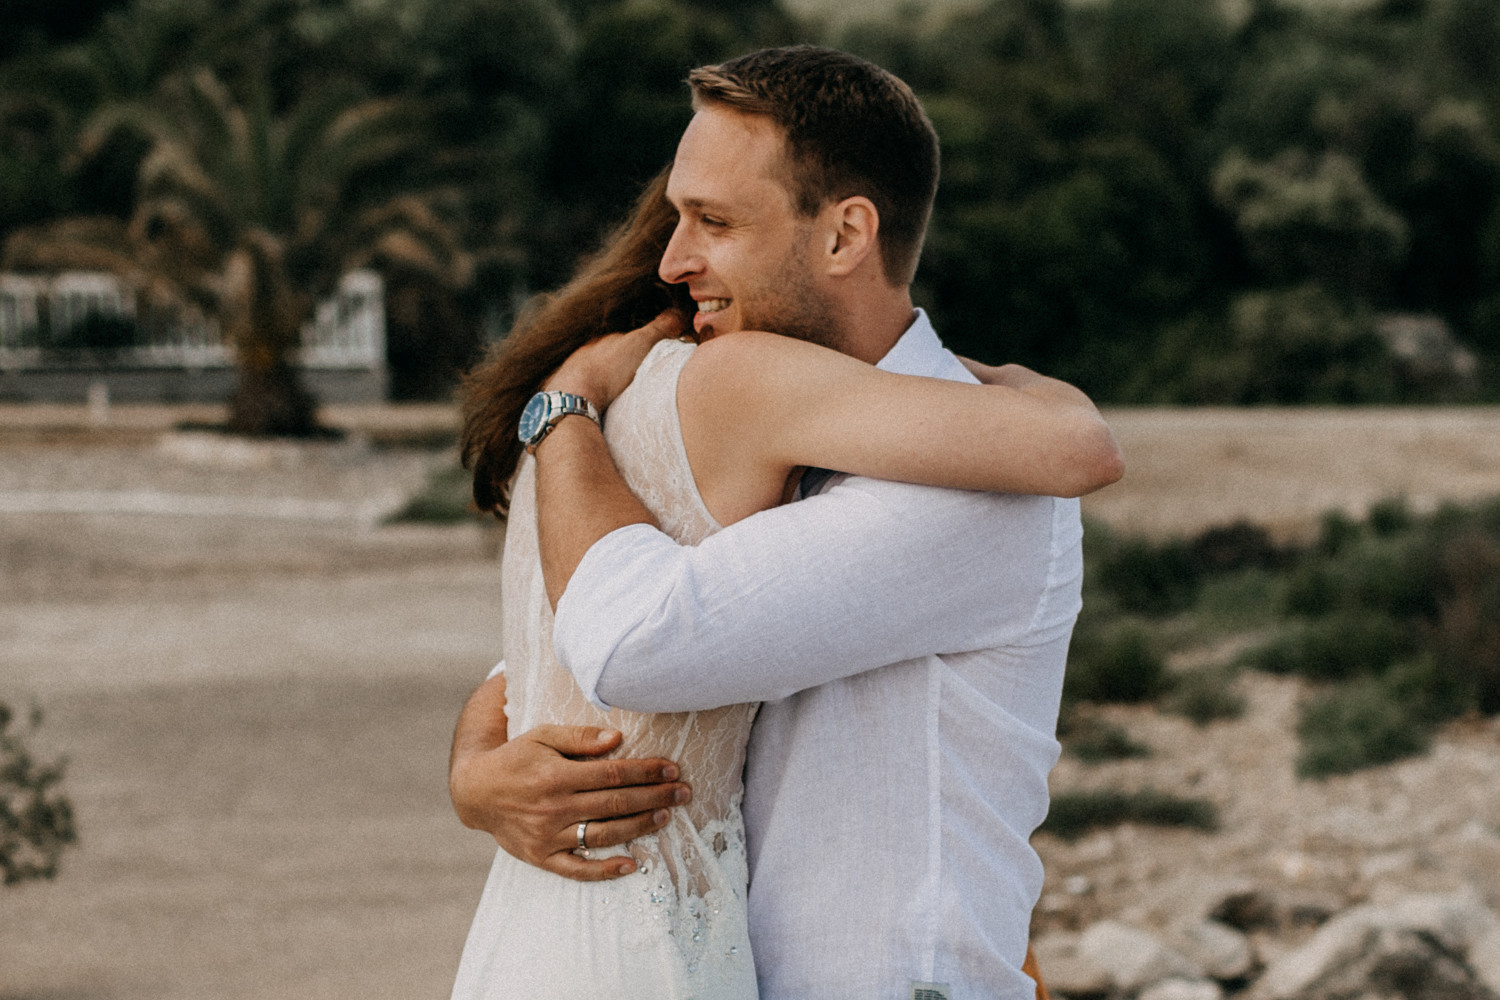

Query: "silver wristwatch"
left=518, top=390, right=601, bottom=453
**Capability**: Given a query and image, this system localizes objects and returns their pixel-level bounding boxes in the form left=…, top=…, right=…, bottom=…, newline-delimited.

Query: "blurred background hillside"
left=4, top=0, right=1498, bottom=418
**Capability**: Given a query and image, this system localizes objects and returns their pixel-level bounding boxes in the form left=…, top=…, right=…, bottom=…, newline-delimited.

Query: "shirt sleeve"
left=552, top=475, right=1075, bottom=713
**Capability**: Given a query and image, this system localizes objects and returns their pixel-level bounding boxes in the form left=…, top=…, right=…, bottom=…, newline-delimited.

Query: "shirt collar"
left=874, top=308, right=948, bottom=378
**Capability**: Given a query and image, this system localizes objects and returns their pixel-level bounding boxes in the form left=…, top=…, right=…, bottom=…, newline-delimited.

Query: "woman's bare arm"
left=535, top=316, right=1122, bottom=588
left=676, top=332, right=1123, bottom=525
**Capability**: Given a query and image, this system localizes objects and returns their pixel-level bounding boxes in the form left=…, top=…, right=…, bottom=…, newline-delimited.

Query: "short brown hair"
left=688, top=46, right=939, bottom=287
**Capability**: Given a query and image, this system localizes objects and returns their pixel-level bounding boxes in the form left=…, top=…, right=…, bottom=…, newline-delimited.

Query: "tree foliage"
left=5, top=61, right=462, bottom=433
left=2, top=0, right=1499, bottom=406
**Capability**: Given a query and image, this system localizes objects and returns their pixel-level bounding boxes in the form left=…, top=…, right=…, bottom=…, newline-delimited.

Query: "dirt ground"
left=1, top=403, right=1498, bottom=1000
left=1080, top=406, right=1500, bottom=541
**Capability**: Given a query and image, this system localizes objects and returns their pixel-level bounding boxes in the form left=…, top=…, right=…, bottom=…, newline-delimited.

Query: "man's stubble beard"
left=739, top=229, right=850, bottom=356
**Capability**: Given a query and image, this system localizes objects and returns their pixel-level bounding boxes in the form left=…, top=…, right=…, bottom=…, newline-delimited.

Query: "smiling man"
left=449, top=46, right=1094, bottom=999
left=663, top=105, right=852, bottom=354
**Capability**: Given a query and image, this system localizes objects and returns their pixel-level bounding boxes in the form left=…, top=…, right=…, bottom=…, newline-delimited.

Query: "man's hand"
left=544, top=310, right=685, bottom=410
left=449, top=676, right=691, bottom=881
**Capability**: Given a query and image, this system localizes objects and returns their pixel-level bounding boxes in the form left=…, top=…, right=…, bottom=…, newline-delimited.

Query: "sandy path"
left=2, top=414, right=504, bottom=1000
left=2, top=674, right=495, bottom=1000
left=1, top=547, right=505, bottom=1000
left=1082, top=406, right=1500, bottom=540
left=2, top=404, right=1497, bottom=999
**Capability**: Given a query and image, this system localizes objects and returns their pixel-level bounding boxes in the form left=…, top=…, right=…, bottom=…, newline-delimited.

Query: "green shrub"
left=1165, top=667, right=1247, bottom=726
left=1341, top=540, right=1438, bottom=620
left=1095, top=536, right=1201, bottom=617
left=1041, top=789, right=1219, bottom=840
left=1065, top=621, right=1169, bottom=704
left=1431, top=531, right=1500, bottom=713
left=0, top=703, right=76, bottom=886
left=1368, top=496, right=1415, bottom=538
left=1060, top=715, right=1151, bottom=764
left=1317, top=509, right=1363, bottom=557
left=1243, top=608, right=1417, bottom=681
left=1283, top=539, right=1435, bottom=621
left=1282, top=562, right=1345, bottom=617
left=1381, top=656, right=1472, bottom=728
left=1189, top=521, right=1288, bottom=574
left=1188, top=568, right=1282, bottom=634
left=1079, top=497, right=1500, bottom=779
left=1181, top=284, right=1403, bottom=404
left=1296, top=677, right=1433, bottom=778
left=1091, top=521, right=1290, bottom=621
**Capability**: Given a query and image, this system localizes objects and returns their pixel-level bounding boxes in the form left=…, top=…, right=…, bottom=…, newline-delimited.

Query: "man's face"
left=659, top=105, right=844, bottom=351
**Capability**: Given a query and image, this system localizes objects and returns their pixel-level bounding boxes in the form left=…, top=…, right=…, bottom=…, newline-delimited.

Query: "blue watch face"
left=518, top=394, right=550, bottom=444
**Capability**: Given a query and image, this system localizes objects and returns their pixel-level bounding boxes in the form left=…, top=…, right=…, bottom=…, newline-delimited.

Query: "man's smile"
left=693, top=297, right=732, bottom=335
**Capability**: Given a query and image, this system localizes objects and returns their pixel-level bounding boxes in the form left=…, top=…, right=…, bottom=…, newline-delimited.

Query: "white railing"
left=299, top=270, right=386, bottom=368
left=0, top=274, right=48, bottom=363
left=0, top=270, right=385, bottom=371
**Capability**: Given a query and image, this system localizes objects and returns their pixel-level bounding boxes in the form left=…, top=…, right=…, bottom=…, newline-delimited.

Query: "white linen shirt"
left=552, top=311, right=1082, bottom=1000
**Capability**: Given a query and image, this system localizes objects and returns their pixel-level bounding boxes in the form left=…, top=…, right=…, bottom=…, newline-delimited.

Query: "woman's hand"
left=545, top=310, right=686, bottom=411
left=958, top=357, right=1052, bottom=391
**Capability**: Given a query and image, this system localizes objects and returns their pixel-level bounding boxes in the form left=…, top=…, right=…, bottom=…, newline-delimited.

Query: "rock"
left=1280, top=888, right=1346, bottom=930
left=1209, top=886, right=1344, bottom=934
left=1252, top=890, right=1500, bottom=1000
left=1170, top=919, right=1255, bottom=981
left=1033, top=931, right=1111, bottom=995
left=1076, top=920, right=1195, bottom=993
left=1466, top=925, right=1500, bottom=995
left=1360, top=847, right=1422, bottom=882
left=1382, top=889, right=1500, bottom=954
left=1257, top=925, right=1487, bottom=1000
left=1344, top=927, right=1483, bottom=1000
left=1139, top=978, right=1224, bottom=1000
left=1211, top=889, right=1278, bottom=932
left=1065, top=874, right=1094, bottom=896
left=1253, top=912, right=1380, bottom=999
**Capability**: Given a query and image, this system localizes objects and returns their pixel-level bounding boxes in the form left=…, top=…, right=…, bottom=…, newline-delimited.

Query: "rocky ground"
left=1035, top=407, right=1500, bottom=998
left=2, top=402, right=1499, bottom=999
left=1031, top=680, right=1500, bottom=997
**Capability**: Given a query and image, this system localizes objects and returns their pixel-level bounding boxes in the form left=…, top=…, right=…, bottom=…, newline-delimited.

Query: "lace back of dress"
left=499, top=340, right=758, bottom=977
left=501, top=338, right=757, bottom=836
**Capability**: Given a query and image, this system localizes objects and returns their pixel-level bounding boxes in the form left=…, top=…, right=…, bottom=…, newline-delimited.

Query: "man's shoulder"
left=830, top=478, right=1082, bottom=594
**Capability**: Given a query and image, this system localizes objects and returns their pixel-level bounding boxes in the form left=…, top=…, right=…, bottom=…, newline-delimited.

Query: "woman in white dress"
left=449, top=157, right=1116, bottom=998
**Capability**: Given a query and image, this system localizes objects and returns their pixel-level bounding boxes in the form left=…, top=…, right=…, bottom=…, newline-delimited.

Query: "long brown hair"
left=461, top=166, right=690, bottom=516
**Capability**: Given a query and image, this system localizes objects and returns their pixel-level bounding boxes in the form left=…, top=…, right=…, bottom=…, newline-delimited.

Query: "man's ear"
left=821, top=196, right=879, bottom=277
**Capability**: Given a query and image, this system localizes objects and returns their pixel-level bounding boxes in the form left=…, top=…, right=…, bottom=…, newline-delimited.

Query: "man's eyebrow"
left=673, top=196, right=729, bottom=214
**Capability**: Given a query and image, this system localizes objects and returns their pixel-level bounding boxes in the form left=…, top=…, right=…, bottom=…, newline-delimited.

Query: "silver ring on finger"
left=573, top=820, right=591, bottom=859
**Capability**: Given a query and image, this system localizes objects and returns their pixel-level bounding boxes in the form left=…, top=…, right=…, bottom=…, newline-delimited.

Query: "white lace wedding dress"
left=451, top=339, right=760, bottom=999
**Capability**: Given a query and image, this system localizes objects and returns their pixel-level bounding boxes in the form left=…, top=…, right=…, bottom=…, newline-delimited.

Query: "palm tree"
left=6, top=63, right=468, bottom=435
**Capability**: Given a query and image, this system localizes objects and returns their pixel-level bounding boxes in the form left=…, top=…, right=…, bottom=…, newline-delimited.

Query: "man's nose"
left=659, top=224, right=701, bottom=284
